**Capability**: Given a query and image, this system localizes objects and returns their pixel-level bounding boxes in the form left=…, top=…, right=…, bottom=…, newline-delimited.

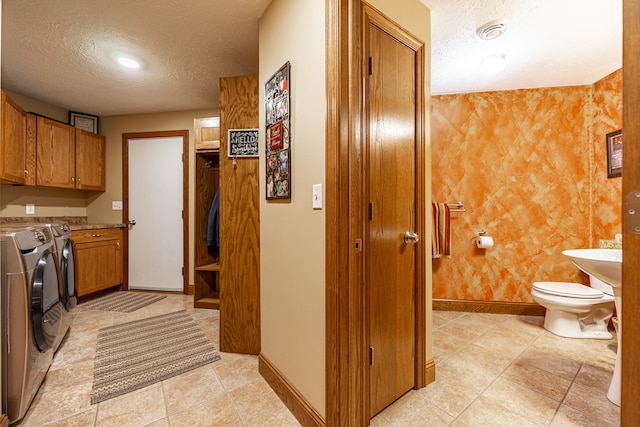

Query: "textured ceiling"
left=1, top=0, right=271, bottom=116
left=422, top=0, right=622, bottom=95
left=1, top=1, right=623, bottom=116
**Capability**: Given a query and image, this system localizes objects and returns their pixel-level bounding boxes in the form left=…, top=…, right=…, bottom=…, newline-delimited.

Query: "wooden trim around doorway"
left=622, top=0, right=640, bottom=421
left=122, top=130, right=189, bottom=294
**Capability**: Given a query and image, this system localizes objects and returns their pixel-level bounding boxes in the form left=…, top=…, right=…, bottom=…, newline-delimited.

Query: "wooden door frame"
left=326, top=1, right=427, bottom=424
left=122, top=130, right=189, bottom=294
left=622, top=0, right=640, bottom=423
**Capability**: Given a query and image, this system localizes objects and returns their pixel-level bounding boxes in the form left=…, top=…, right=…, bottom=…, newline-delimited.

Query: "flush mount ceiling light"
left=116, top=56, right=141, bottom=69
left=476, top=20, right=508, bottom=41
left=480, top=54, right=507, bottom=76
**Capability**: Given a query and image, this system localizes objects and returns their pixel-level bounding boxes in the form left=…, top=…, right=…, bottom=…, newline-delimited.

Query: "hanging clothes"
left=207, top=188, right=220, bottom=255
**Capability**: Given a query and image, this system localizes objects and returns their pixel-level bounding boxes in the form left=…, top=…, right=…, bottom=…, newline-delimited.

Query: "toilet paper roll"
left=476, top=236, right=494, bottom=249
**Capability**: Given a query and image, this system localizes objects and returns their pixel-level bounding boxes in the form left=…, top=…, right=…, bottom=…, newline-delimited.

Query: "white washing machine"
left=1, top=225, right=64, bottom=424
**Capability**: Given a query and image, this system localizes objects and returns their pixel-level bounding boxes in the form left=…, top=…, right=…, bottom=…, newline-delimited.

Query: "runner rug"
left=91, top=310, right=221, bottom=404
left=79, top=291, right=166, bottom=313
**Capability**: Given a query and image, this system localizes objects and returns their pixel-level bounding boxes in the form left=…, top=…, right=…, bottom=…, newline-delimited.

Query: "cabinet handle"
left=91, top=233, right=102, bottom=238
left=24, top=169, right=28, bottom=177
left=71, top=177, right=75, bottom=184
left=77, top=177, right=81, bottom=185
left=116, top=242, right=120, bottom=249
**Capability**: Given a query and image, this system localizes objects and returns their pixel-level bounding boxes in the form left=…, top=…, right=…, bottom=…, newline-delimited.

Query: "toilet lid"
left=533, top=282, right=604, bottom=299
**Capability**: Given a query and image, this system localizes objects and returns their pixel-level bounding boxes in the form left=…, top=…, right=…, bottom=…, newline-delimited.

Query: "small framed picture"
left=69, top=111, right=99, bottom=133
left=606, top=129, right=622, bottom=178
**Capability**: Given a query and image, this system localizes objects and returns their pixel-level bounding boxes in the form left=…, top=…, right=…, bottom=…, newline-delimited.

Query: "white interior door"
left=128, top=136, right=183, bottom=291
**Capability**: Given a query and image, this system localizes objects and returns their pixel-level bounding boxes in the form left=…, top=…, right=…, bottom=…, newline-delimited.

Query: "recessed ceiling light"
left=116, top=56, right=141, bottom=69
left=476, top=20, right=508, bottom=41
left=480, top=54, right=506, bottom=76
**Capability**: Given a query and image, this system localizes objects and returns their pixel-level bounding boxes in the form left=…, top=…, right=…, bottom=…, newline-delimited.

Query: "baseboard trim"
left=425, top=359, right=436, bottom=385
left=433, top=299, right=545, bottom=316
left=259, top=353, right=325, bottom=427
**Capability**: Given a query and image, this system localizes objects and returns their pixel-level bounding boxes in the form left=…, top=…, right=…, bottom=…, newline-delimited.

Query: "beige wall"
left=259, top=0, right=327, bottom=416
left=3, top=89, right=68, bottom=123
left=259, top=0, right=431, bottom=418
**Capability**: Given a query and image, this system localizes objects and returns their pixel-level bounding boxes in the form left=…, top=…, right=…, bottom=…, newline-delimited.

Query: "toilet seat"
left=532, top=281, right=603, bottom=299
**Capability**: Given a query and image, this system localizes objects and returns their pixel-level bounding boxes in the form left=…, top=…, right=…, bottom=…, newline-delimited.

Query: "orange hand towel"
left=432, top=202, right=450, bottom=258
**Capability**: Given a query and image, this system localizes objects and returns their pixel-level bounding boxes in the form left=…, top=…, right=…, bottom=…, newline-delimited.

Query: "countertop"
left=69, top=224, right=126, bottom=231
left=0, top=217, right=125, bottom=230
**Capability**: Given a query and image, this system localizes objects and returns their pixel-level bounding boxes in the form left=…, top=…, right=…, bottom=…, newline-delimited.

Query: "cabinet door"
left=36, top=116, right=75, bottom=188
left=1, top=91, right=31, bottom=184
left=73, top=237, right=122, bottom=296
left=75, top=129, right=105, bottom=191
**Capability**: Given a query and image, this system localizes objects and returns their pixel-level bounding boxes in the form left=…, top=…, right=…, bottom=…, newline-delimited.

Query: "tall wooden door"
left=367, top=18, right=419, bottom=417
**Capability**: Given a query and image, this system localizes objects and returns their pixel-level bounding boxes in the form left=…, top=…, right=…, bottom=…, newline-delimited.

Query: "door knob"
left=128, top=219, right=137, bottom=229
left=404, top=231, right=419, bottom=244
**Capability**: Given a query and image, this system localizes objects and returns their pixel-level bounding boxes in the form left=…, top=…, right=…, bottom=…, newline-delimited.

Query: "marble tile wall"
left=431, top=69, right=622, bottom=303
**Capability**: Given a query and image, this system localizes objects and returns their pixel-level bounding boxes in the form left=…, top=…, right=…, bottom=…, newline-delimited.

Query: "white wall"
left=259, top=0, right=327, bottom=416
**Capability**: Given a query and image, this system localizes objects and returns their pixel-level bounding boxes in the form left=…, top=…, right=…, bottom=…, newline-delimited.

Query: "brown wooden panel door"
left=75, top=129, right=106, bottom=191
left=1, top=91, right=28, bottom=184
left=36, top=116, right=75, bottom=188
left=367, top=21, right=418, bottom=416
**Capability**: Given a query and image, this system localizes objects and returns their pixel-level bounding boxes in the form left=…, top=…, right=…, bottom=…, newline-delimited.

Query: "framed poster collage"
left=265, top=62, right=291, bottom=200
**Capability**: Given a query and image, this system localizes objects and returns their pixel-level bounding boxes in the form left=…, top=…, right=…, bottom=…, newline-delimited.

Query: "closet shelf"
left=194, top=292, right=219, bottom=309
left=195, top=262, right=220, bottom=272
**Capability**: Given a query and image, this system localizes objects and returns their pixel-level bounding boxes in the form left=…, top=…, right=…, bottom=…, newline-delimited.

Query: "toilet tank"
left=590, top=274, right=614, bottom=296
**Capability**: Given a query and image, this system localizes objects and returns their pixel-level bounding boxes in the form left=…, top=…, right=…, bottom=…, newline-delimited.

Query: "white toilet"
left=531, top=276, right=615, bottom=339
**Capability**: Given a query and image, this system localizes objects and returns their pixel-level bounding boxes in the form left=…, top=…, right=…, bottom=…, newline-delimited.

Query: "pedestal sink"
left=562, top=249, right=622, bottom=406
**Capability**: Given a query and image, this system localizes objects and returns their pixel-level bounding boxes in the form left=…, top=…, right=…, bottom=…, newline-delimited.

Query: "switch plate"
left=26, top=204, right=35, bottom=215
left=312, top=184, right=323, bottom=209
left=112, top=201, right=124, bottom=211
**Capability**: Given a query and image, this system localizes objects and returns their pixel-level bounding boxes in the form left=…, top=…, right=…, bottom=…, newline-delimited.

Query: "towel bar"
left=446, top=202, right=466, bottom=212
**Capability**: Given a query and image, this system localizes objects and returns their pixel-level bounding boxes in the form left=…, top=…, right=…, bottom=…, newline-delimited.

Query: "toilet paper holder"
left=476, top=230, right=487, bottom=236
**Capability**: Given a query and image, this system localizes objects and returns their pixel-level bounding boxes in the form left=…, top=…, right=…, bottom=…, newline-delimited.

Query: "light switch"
left=313, top=184, right=323, bottom=209
left=26, top=204, right=35, bottom=215
left=112, top=201, right=124, bottom=211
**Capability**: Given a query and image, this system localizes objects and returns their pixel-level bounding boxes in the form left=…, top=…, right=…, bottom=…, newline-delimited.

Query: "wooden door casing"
left=622, top=0, right=640, bottom=422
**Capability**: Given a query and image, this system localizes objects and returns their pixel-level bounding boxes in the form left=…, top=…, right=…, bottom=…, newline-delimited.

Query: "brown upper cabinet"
left=34, top=115, right=105, bottom=191
left=1, top=91, right=35, bottom=185
left=74, top=129, right=106, bottom=191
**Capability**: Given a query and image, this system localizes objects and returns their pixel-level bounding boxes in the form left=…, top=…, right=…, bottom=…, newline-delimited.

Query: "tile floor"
left=19, top=295, right=620, bottom=426
left=371, top=310, right=621, bottom=427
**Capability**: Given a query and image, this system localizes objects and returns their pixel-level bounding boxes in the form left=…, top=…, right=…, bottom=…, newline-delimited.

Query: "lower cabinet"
left=72, top=228, right=123, bottom=297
